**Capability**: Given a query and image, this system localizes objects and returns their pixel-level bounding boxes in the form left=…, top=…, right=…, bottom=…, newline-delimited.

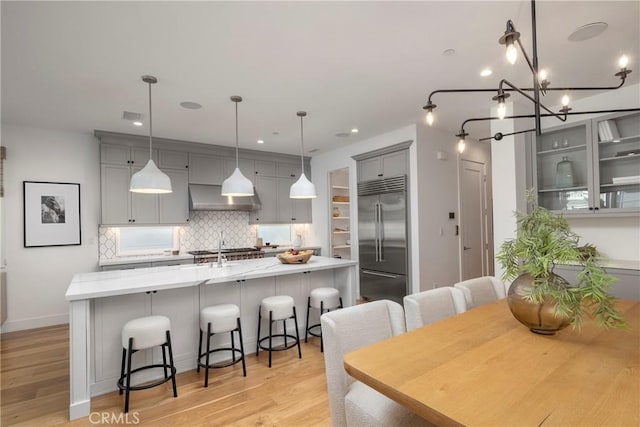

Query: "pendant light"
left=289, top=111, right=317, bottom=199
left=130, top=75, right=172, bottom=194
left=221, top=96, right=254, bottom=196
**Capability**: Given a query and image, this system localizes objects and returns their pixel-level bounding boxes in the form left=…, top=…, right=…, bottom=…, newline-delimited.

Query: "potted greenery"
left=496, top=193, right=626, bottom=335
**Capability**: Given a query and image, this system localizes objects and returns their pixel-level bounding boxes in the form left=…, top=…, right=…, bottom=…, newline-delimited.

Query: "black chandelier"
left=422, top=0, right=639, bottom=153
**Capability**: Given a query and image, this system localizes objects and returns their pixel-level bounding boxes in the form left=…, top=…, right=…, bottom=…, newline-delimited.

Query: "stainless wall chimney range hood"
left=188, top=184, right=261, bottom=211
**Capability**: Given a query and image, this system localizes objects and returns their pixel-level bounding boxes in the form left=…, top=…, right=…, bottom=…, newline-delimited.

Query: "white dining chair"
left=321, top=300, right=431, bottom=427
left=454, top=276, right=506, bottom=308
left=403, top=287, right=467, bottom=331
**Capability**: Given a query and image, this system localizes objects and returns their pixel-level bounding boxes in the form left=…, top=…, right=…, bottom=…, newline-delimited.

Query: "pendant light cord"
left=299, top=115, right=305, bottom=172
left=235, top=101, right=239, bottom=168
left=148, top=81, right=153, bottom=159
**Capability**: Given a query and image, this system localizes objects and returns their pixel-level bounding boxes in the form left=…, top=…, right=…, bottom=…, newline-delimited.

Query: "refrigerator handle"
left=377, top=202, right=384, bottom=262
left=374, top=202, right=380, bottom=262
left=361, top=269, right=399, bottom=279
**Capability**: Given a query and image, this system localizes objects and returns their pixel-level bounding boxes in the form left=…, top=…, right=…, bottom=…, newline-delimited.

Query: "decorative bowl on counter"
left=276, top=250, right=313, bottom=264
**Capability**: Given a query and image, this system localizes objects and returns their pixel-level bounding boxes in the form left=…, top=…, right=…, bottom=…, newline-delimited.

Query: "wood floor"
left=1, top=324, right=332, bottom=426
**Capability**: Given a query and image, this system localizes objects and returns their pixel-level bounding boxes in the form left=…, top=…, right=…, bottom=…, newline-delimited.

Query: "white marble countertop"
left=97, top=246, right=322, bottom=266
left=67, top=255, right=357, bottom=301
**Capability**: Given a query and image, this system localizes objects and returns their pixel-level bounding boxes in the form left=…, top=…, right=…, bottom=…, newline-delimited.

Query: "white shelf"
left=331, top=216, right=350, bottom=219
left=332, top=201, right=350, bottom=205
left=332, top=185, right=349, bottom=190
left=332, top=245, right=351, bottom=249
left=332, top=230, right=350, bottom=234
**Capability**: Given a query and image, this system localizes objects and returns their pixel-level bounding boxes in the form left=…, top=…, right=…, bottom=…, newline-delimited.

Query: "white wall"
left=1, top=124, right=100, bottom=332
left=310, top=125, right=420, bottom=294
left=416, top=122, right=491, bottom=289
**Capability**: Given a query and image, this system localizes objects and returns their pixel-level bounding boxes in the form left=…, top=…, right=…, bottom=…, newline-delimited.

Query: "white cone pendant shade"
left=222, top=167, right=254, bottom=196
left=290, top=111, right=317, bottom=199
left=130, top=159, right=172, bottom=193
left=289, top=172, right=317, bottom=199
left=129, top=75, right=172, bottom=194
left=222, top=96, right=254, bottom=197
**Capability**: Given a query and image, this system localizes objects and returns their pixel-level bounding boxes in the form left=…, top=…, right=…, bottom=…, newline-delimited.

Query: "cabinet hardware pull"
left=377, top=173, right=383, bottom=177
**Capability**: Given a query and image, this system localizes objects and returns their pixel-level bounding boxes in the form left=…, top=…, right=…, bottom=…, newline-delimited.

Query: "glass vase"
left=555, top=156, right=574, bottom=188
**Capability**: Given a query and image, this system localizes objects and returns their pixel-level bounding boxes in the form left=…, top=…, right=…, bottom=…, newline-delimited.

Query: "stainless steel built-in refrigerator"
left=357, top=175, right=408, bottom=305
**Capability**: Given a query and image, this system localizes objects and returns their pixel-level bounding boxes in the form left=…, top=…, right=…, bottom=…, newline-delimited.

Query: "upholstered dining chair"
left=453, top=276, right=506, bottom=309
left=321, top=300, right=431, bottom=427
left=403, top=287, right=467, bottom=331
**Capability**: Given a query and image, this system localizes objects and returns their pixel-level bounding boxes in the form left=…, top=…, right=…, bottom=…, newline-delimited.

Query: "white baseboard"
left=0, top=313, right=68, bottom=333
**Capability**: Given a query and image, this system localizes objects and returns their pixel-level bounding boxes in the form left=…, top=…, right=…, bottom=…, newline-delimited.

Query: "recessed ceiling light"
left=442, top=48, right=456, bottom=56
left=351, top=128, right=359, bottom=133
left=480, top=68, right=493, bottom=77
left=568, top=22, right=608, bottom=42
left=257, top=139, right=264, bottom=144
left=133, top=121, right=143, bottom=126
left=335, top=132, right=350, bottom=138
left=179, top=101, right=202, bottom=110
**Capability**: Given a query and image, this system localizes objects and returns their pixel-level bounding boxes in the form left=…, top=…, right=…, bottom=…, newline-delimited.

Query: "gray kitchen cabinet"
left=532, top=111, right=640, bottom=215
left=100, top=164, right=158, bottom=225
left=277, top=163, right=302, bottom=179
left=158, top=149, right=189, bottom=170
left=254, top=160, right=277, bottom=177
left=159, top=168, right=189, bottom=224
left=276, top=178, right=312, bottom=223
left=224, top=157, right=255, bottom=183
left=188, top=153, right=225, bottom=185
left=358, top=150, right=408, bottom=182
left=554, top=265, right=639, bottom=300
left=101, top=143, right=154, bottom=166
left=250, top=176, right=278, bottom=223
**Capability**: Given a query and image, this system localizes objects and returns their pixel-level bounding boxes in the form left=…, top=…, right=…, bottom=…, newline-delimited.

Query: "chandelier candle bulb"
left=619, top=55, right=629, bottom=69
left=426, top=111, right=434, bottom=126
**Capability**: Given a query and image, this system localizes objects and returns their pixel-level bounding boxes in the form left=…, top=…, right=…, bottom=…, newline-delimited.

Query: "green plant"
left=496, top=194, right=627, bottom=330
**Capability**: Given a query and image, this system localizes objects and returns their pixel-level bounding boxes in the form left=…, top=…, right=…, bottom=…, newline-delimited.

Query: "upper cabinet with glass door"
left=534, top=111, right=640, bottom=216
left=535, top=120, right=592, bottom=213
left=592, top=111, right=640, bottom=213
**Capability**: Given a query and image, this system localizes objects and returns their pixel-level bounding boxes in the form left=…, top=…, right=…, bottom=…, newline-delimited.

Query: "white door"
left=460, top=159, right=487, bottom=280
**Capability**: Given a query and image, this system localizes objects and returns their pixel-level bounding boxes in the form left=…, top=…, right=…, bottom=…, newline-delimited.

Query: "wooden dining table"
left=343, top=299, right=639, bottom=427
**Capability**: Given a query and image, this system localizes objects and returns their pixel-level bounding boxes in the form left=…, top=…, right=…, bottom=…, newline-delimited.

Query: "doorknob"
left=463, top=246, right=471, bottom=250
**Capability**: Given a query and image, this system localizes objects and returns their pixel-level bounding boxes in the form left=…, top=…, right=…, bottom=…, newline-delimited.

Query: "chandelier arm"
left=479, top=128, right=536, bottom=142
left=426, top=79, right=625, bottom=106
left=516, top=37, right=536, bottom=76
left=461, top=107, right=640, bottom=141
left=499, top=79, right=567, bottom=122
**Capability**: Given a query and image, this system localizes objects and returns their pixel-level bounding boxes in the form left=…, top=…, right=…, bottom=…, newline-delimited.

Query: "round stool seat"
left=260, top=295, right=295, bottom=321
left=310, top=287, right=341, bottom=309
left=122, top=315, right=171, bottom=350
left=201, top=304, right=240, bottom=333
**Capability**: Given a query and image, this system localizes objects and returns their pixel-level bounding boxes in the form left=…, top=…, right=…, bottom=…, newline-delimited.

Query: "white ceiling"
left=2, top=1, right=639, bottom=156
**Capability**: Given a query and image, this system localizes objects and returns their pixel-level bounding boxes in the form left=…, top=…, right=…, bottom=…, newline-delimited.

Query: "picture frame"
left=23, top=181, right=81, bottom=247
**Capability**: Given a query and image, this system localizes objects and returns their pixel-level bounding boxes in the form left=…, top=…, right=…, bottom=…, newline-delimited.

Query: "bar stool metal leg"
left=256, top=308, right=262, bottom=357
left=204, top=322, right=212, bottom=388
left=124, top=337, right=133, bottom=414
left=237, top=318, right=247, bottom=377
left=166, top=331, right=177, bottom=398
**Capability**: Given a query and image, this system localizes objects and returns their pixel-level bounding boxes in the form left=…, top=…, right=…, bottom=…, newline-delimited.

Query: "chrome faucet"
left=217, top=232, right=225, bottom=268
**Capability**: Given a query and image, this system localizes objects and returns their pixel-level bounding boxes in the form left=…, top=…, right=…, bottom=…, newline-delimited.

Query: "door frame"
left=458, top=158, right=492, bottom=280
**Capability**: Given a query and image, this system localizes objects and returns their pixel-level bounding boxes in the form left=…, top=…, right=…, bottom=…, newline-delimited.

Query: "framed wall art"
left=24, top=181, right=81, bottom=247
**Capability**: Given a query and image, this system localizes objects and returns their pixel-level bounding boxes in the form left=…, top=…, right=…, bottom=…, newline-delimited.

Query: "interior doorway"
left=459, top=159, right=490, bottom=280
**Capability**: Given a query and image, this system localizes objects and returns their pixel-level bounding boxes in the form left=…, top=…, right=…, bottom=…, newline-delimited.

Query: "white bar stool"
left=256, top=295, right=302, bottom=367
left=197, top=304, right=246, bottom=387
left=305, top=287, right=343, bottom=352
left=118, top=315, right=177, bottom=413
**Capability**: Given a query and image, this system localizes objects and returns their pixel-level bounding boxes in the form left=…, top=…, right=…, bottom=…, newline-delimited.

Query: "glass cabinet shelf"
left=537, top=144, right=587, bottom=156
left=538, top=185, right=588, bottom=193
left=600, top=153, right=640, bottom=162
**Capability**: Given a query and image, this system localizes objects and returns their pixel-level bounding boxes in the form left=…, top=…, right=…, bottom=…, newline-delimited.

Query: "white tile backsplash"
left=99, top=211, right=258, bottom=260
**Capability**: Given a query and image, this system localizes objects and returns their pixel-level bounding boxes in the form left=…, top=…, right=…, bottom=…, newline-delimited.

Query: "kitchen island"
left=65, top=255, right=358, bottom=420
